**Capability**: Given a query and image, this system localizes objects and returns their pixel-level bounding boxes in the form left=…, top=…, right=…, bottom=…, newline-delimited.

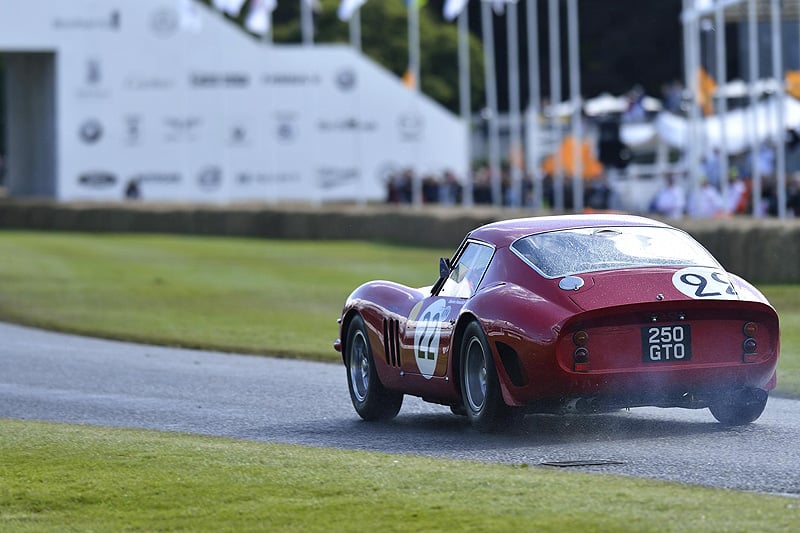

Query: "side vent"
left=383, top=318, right=402, bottom=368
left=496, top=342, right=527, bottom=387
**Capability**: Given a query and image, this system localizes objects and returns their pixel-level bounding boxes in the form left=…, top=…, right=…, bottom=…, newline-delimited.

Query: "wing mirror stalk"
left=439, top=257, right=452, bottom=280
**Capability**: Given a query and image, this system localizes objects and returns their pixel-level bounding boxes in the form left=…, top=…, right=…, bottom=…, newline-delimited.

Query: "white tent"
left=655, top=97, right=800, bottom=154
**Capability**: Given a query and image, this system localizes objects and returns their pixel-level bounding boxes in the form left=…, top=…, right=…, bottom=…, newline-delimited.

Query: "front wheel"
left=345, top=314, right=403, bottom=421
left=460, top=321, right=521, bottom=432
left=709, top=388, right=768, bottom=426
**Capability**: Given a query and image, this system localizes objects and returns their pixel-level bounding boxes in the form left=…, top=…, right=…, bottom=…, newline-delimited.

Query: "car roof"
left=468, top=214, right=674, bottom=248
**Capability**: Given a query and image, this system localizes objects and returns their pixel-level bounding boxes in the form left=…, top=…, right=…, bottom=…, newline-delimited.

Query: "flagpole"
left=747, top=0, right=762, bottom=216
left=771, top=0, right=786, bottom=218
left=567, top=0, right=582, bottom=213
left=481, top=0, right=502, bottom=206
left=408, top=0, right=422, bottom=207
left=714, top=0, right=729, bottom=206
left=526, top=0, right=543, bottom=210
left=507, top=1, right=523, bottom=208
left=350, top=9, right=362, bottom=50
left=458, top=7, right=473, bottom=207
left=301, top=0, right=314, bottom=45
left=548, top=0, right=563, bottom=211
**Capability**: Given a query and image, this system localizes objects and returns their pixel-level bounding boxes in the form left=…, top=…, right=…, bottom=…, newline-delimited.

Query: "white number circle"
left=413, top=299, right=449, bottom=379
left=672, top=267, right=737, bottom=300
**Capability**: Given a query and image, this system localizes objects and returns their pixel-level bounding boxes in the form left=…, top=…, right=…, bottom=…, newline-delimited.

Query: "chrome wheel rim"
left=464, top=337, right=487, bottom=412
left=349, top=330, right=370, bottom=403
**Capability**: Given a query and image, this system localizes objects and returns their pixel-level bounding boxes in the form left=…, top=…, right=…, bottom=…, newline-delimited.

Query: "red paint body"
left=335, top=215, right=779, bottom=414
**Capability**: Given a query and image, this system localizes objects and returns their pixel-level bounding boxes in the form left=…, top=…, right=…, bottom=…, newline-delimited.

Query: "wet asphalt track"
left=1, top=321, right=799, bottom=497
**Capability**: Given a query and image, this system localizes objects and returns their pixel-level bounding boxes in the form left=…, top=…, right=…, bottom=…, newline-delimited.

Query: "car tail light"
left=573, top=330, right=589, bottom=346
left=573, top=330, right=590, bottom=372
left=742, top=321, right=758, bottom=363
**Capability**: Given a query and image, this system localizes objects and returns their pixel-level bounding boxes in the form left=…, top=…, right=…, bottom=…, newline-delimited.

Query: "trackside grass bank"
left=1, top=420, right=798, bottom=532
left=0, top=231, right=797, bottom=396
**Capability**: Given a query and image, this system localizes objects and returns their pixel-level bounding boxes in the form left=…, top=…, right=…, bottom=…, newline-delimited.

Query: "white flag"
left=179, top=0, right=203, bottom=31
left=213, top=0, right=248, bottom=16
left=338, top=0, right=367, bottom=21
left=492, top=0, right=517, bottom=15
left=245, top=0, right=277, bottom=35
left=443, top=0, right=469, bottom=21
left=225, top=0, right=248, bottom=16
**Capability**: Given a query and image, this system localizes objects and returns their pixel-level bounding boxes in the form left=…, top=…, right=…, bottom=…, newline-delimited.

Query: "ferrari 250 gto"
left=334, top=214, right=779, bottom=432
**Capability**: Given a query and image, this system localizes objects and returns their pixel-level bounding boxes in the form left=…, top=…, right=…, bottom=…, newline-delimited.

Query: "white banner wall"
left=0, top=0, right=467, bottom=202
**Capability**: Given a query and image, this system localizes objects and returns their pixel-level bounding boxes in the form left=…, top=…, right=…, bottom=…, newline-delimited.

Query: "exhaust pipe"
left=564, top=397, right=600, bottom=414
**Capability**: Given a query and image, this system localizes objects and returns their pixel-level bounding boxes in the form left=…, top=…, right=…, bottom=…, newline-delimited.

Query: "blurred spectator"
left=623, top=85, right=647, bottom=122
left=702, top=148, right=722, bottom=188
left=687, top=178, right=724, bottom=218
left=651, top=173, right=685, bottom=219
left=661, top=80, right=684, bottom=113
left=723, top=171, right=748, bottom=215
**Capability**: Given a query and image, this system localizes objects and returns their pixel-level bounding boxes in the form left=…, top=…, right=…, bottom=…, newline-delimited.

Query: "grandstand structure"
left=0, top=0, right=467, bottom=203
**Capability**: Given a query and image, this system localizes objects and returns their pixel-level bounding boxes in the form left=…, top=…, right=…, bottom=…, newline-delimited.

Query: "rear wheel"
left=460, top=321, right=521, bottom=432
left=709, top=388, right=768, bottom=426
left=345, top=315, right=403, bottom=421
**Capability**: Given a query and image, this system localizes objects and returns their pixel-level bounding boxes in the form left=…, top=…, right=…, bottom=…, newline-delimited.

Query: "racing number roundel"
left=672, top=267, right=737, bottom=300
left=412, top=299, right=450, bottom=379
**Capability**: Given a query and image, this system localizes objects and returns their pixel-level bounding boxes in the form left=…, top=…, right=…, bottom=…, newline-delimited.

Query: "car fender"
left=456, top=282, right=580, bottom=406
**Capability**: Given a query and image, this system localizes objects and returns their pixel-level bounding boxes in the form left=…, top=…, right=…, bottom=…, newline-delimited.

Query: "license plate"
left=641, top=324, right=692, bottom=363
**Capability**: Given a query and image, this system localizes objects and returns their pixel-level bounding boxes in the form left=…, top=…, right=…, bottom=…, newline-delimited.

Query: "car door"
left=402, top=241, right=495, bottom=390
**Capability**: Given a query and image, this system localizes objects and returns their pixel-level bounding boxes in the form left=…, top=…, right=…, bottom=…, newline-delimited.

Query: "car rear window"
left=510, top=226, right=721, bottom=278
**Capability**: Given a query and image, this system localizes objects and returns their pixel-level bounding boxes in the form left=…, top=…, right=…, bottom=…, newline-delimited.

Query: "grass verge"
left=0, top=231, right=797, bottom=396
left=1, top=419, right=798, bottom=532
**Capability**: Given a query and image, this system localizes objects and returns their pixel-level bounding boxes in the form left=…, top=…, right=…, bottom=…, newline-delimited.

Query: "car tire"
left=460, top=321, right=521, bottom=432
left=346, top=314, right=403, bottom=421
left=709, top=388, right=768, bottom=426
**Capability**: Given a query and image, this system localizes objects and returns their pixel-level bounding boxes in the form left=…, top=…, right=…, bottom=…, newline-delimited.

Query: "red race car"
left=334, top=214, right=779, bottom=432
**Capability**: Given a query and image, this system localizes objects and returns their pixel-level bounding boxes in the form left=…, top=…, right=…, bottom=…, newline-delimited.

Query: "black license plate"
left=641, top=324, right=692, bottom=363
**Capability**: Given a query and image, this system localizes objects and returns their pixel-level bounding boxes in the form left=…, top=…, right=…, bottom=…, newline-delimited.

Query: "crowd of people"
left=650, top=145, right=800, bottom=219
left=385, top=144, right=800, bottom=219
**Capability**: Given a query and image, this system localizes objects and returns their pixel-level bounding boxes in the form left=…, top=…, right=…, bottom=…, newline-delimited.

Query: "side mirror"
left=439, top=257, right=451, bottom=280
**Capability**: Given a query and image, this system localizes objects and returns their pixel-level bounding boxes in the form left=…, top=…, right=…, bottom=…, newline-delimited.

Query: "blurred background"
left=2, top=0, right=800, bottom=218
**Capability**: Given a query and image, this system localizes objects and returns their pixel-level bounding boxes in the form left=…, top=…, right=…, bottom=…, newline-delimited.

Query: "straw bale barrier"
left=1, top=200, right=798, bottom=284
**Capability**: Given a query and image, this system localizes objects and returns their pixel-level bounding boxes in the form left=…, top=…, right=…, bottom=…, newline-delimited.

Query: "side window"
left=439, top=242, right=494, bottom=298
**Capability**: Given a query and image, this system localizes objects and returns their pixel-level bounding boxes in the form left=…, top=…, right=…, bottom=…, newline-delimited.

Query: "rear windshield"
left=510, top=226, right=721, bottom=278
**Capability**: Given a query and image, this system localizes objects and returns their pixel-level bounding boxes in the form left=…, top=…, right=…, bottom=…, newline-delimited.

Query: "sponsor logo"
left=229, top=125, right=249, bottom=146
left=316, top=167, right=360, bottom=189
left=79, top=119, right=103, bottom=144
left=164, top=116, right=201, bottom=142
left=78, top=171, right=117, bottom=188
left=124, top=115, right=142, bottom=145
left=197, top=166, right=222, bottom=190
left=335, top=68, right=357, bottom=91
left=53, top=12, right=120, bottom=30
left=261, top=73, right=322, bottom=86
left=237, top=171, right=301, bottom=185
left=190, top=73, right=250, bottom=88
left=123, top=76, right=174, bottom=91
left=317, top=118, right=377, bottom=132
left=77, top=58, right=110, bottom=98
left=274, top=112, right=297, bottom=143
left=150, top=8, right=179, bottom=38
left=398, top=113, right=424, bottom=141
left=128, top=172, right=182, bottom=184
left=86, top=58, right=101, bottom=85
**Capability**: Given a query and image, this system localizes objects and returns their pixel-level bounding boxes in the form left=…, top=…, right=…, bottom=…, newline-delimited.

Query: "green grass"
left=0, top=231, right=443, bottom=360
left=1, top=419, right=797, bottom=532
left=0, top=230, right=797, bottom=396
